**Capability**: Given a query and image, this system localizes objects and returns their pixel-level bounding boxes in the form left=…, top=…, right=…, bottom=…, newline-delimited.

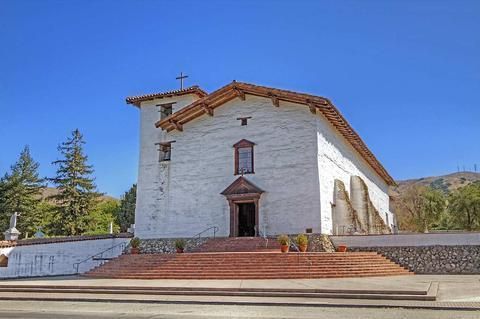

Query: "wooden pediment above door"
left=221, top=177, right=264, bottom=197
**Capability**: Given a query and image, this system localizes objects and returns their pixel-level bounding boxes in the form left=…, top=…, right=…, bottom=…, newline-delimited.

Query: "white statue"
left=4, top=212, right=21, bottom=241
left=9, top=212, right=18, bottom=229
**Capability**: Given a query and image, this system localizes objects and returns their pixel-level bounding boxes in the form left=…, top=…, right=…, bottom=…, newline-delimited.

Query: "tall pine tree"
left=49, top=129, right=101, bottom=235
left=0, top=146, right=45, bottom=237
left=116, top=184, right=136, bottom=232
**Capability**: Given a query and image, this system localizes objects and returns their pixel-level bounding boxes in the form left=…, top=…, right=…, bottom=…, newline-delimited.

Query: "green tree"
left=49, top=129, right=101, bottom=235
left=83, top=199, right=120, bottom=235
left=0, top=146, right=45, bottom=237
left=448, top=182, right=480, bottom=230
left=33, top=201, right=57, bottom=236
left=420, top=188, right=446, bottom=232
left=116, top=184, right=136, bottom=232
left=395, top=185, right=446, bottom=232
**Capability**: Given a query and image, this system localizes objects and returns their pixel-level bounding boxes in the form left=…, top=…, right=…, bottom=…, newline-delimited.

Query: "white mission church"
left=126, top=81, right=397, bottom=239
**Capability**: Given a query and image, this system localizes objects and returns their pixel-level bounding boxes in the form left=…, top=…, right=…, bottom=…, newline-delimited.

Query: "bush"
left=130, top=237, right=141, bottom=248
left=295, top=234, right=308, bottom=246
left=174, top=239, right=186, bottom=250
left=277, top=234, right=290, bottom=246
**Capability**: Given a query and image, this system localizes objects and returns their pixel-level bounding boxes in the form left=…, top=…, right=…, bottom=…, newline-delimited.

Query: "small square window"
left=237, top=117, right=252, bottom=126
left=156, top=142, right=174, bottom=162
left=158, top=103, right=174, bottom=119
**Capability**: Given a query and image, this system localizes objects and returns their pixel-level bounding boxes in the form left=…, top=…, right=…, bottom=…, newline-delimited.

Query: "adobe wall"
left=0, top=234, right=131, bottom=278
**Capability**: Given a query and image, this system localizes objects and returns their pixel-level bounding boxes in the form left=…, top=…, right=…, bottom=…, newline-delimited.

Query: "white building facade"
left=127, top=82, right=396, bottom=239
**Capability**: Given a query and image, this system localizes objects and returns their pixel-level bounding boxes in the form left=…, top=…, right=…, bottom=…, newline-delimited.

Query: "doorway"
left=237, top=202, right=256, bottom=237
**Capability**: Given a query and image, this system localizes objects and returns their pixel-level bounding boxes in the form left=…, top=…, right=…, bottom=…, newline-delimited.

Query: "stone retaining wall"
left=350, top=245, right=480, bottom=274
left=139, top=237, right=209, bottom=254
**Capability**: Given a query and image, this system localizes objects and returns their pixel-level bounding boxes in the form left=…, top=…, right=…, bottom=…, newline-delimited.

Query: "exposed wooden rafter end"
left=269, top=93, right=280, bottom=107
left=202, top=104, right=214, bottom=117
left=234, top=88, right=246, bottom=101
left=169, top=120, right=183, bottom=131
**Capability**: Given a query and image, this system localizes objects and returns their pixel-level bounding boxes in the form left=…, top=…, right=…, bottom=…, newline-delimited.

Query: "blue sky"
left=1, top=0, right=479, bottom=197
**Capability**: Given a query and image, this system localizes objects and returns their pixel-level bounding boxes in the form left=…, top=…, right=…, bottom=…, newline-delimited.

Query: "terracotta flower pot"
left=299, top=244, right=308, bottom=252
left=130, top=247, right=140, bottom=254
left=337, top=245, right=347, bottom=252
left=176, top=248, right=184, bottom=253
left=280, top=244, right=289, bottom=253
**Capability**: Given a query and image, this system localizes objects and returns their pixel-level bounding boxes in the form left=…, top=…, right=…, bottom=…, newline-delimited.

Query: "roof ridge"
left=126, top=85, right=208, bottom=107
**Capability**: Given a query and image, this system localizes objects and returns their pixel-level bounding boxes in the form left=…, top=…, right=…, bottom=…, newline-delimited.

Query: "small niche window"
left=158, top=103, right=174, bottom=119
left=156, top=141, right=175, bottom=162
left=234, top=139, right=255, bottom=175
left=237, top=117, right=252, bottom=126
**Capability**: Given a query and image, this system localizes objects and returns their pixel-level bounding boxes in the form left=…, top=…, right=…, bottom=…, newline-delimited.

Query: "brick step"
left=92, top=266, right=406, bottom=274
left=91, top=263, right=405, bottom=271
left=89, top=271, right=411, bottom=278
left=97, top=258, right=392, bottom=265
left=92, top=263, right=401, bottom=272
left=103, top=262, right=391, bottom=267
left=88, top=267, right=410, bottom=274
left=111, top=256, right=389, bottom=262
left=86, top=272, right=410, bottom=279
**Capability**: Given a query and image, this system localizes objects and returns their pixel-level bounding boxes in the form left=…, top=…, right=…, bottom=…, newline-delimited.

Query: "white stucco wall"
left=0, top=237, right=130, bottom=278
left=316, top=113, right=394, bottom=234
left=134, top=92, right=393, bottom=238
left=135, top=95, right=320, bottom=238
left=135, top=94, right=201, bottom=238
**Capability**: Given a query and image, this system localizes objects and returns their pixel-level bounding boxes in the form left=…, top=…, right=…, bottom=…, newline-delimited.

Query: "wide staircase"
left=86, top=251, right=412, bottom=280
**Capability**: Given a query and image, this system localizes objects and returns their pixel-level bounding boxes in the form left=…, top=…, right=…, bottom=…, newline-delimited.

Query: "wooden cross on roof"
left=176, top=72, right=188, bottom=90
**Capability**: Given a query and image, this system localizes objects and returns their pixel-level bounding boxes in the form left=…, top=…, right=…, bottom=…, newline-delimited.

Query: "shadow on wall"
left=332, top=176, right=391, bottom=235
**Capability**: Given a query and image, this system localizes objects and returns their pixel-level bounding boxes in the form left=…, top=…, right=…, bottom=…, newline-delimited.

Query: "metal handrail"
left=256, top=225, right=269, bottom=249
left=288, top=235, right=303, bottom=267
left=73, top=241, right=128, bottom=274
left=193, top=226, right=219, bottom=240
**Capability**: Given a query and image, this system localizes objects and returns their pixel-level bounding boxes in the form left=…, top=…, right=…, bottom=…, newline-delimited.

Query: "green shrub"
left=295, top=234, right=308, bottom=246
left=277, top=234, right=290, bottom=246
left=174, top=239, right=186, bottom=250
left=130, top=237, right=141, bottom=248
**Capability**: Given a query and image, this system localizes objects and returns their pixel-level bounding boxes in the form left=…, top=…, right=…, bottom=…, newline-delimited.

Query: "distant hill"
left=40, top=187, right=118, bottom=202
left=392, top=172, right=480, bottom=197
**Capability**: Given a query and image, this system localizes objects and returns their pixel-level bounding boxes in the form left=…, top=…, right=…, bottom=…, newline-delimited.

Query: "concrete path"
left=0, top=301, right=478, bottom=319
left=1, top=275, right=479, bottom=309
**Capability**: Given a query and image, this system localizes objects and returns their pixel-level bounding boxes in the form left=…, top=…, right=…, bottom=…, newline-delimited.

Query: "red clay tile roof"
left=0, top=233, right=132, bottom=248
left=126, top=85, right=208, bottom=107
left=152, top=81, right=395, bottom=186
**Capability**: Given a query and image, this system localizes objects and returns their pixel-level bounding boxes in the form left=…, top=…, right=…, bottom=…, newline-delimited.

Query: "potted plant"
left=337, top=244, right=347, bottom=252
left=295, top=234, right=308, bottom=252
left=277, top=235, right=290, bottom=253
left=130, top=237, right=141, bottom=254
left=174, top=239, right=186, bottom=253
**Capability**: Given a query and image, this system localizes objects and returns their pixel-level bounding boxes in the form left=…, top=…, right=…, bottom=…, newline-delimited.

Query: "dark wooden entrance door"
left=237, top=203, right=256, bottom=237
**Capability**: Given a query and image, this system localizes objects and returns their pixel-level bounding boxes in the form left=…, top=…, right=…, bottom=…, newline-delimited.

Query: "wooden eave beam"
left=201, top=103, right=214, bottom=116
left=234, top=88, right=246, bottom=101
left=169, top=119, right=183, bottom=132
left=306, top=99, right=316, bottom=114
left=268, top=93, right=280, bottom=107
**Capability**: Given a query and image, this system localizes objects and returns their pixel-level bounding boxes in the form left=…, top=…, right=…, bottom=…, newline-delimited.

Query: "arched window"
left=234, top=139, right=255, bottom=175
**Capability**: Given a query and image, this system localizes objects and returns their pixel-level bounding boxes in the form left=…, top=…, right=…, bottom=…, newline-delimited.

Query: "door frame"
left=226, top=195, right=260, bottom=237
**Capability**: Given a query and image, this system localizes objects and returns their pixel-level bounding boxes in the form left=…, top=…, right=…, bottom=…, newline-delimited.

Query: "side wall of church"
left=137, top=95, right=321, bottom=238
left=316, top=113, right=394, bottom=234
left=135, top=95, right=198, bottom=239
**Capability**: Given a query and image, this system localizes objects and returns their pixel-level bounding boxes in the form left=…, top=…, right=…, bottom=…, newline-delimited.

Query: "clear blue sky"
left=1, top=0, right=479, bottom=197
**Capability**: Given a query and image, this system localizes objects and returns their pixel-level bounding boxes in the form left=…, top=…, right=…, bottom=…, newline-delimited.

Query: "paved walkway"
left=1, top=275, right=479, bottom=309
